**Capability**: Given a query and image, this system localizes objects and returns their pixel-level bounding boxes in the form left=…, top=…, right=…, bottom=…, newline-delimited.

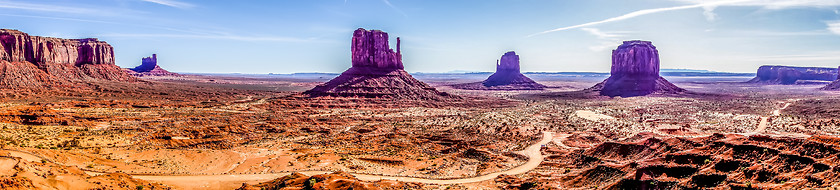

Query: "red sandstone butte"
left=0, top=29, right=134, bottom=88
left=126, top=54, right=179, bottom=77
left=451, top=51, right=547, bottom=90
left=588, top=40, right=684, bottom=97
left=304, top=28, right=453, bottom=100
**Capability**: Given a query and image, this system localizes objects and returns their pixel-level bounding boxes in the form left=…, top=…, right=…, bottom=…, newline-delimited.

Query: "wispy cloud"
left=0, top=0, right=100, bottom=14
left=140, top=0, right=194, bottom=9
left=528, top=0, right=749, bottom=37
left=674, top=0, right=840, bottom=9
left=101, top=33, right=316, bottom=42
left=827, top=20, right=840, bottom=35
left=581, top=28, right=625, bottom=39
left=581, top=28, right=629, bottom=51
left=382, top=0, right=407, bottom=17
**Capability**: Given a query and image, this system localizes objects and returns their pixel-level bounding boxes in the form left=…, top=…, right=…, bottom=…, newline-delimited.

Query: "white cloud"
left=702, top=5, right=718, bottom=21
left=588, top=41, right=619, bottom=51
left=826, top=20, right=840, bottom=35
left=382, top=0, right=407, bottom=17
left=528, top=0, right=749, bottom=37
left=674, top=0, right=840, bottom=9
left=140, top=0, right=194, bottom=9
left=0, top=1, right=99, bottom=14
left=101, top=33, right=315, bottom=42
left=581, top=28, right=623, bottom=39
left=581, top=28, right=629, bottom=52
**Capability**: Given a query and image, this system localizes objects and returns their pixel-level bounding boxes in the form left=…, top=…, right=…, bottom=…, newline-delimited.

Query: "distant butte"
left=304, top=28, right=454, bottom=100
left=451, top=51, right=547, bottom=90
left=0, top=29, right=134, bottom=89
left=821, top=66, right=840, bottom=90
left=125, top=54, right=179, bottom=77
left=748, top=65, right=838, bottom=85
left=586, top=40, right=685, bottom=97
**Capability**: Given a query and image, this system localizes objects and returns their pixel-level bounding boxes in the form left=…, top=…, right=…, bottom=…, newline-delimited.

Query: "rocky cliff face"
left=452, top=51, right=546, bottom=90
left=590, top=41, right=684, bottom=97
left=495, top=51, right=520, bottom=73
left=821, top=66, right=840, bottom=90
left=0, top=30, right=114, bottom=66
left=127, top=54, right=177, bottom=76
left=748, top=65, right=837, bottom=85
left=305, top=28, right=453, bottom=100
left=351, top=28, right=402, bottom=69
left=0, top=29, right=133, bottom=89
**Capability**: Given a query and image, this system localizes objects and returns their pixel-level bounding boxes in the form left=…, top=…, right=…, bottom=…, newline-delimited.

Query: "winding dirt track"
left=130, top=132, right=553, bottom=189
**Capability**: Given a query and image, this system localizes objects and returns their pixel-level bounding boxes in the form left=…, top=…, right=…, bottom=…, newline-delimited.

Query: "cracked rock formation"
left=304, top=28, right=453, bottom=100
left=126, top=54, right=178, bottom=76
left=451, top=51, right=547, bottom=90
left=0, top=29, right=134, bottom=88
left=821, top=66, right=840, bottom=90
left=587, top=40, right=684, bottom=97
left=748, top=65, right=838, bottom=85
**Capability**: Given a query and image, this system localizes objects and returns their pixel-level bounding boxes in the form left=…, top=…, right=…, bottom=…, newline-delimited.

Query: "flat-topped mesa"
left=748, top=65, right=838, bottom=85
left=305, top=28, right=453, bottom=100
left=351, top=28, right=403, bottom=70
left=611, top=40, right=659, bottom=78
left=0, top=29, right=133, bottom=88
left=0, top=30, right=115, bottom=67
left=821, top=66, right=840, bottom=90
left=590, top=40, right=684, bottom=97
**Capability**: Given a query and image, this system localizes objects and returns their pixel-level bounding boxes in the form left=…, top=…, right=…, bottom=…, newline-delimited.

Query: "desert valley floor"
left=2, top=73, right=840, bottom=189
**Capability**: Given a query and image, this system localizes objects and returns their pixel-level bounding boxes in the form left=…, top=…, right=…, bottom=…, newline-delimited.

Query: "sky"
left=2, top=0, right=840, bottom=74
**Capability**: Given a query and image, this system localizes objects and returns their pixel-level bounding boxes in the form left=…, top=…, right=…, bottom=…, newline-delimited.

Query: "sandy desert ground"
left=2, top=73, right=840, bottom=189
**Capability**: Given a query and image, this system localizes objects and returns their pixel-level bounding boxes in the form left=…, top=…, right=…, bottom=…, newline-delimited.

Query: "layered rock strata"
left=304, top=28, right=453, bottom=100
left=126, top=54, right=178, bottom=76
left=748, top=65, right=837, bottom=85
left=588, top=40, right=684, bottom=97
left=820, top=66, right=840, bottom=90
left=0, top=29, right=133, bottom=88
left=451, top=51, right=547, bottom=90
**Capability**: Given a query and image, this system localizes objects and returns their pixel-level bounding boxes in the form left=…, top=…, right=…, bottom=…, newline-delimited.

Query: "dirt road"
left=40, top=132, right=553, bottom=189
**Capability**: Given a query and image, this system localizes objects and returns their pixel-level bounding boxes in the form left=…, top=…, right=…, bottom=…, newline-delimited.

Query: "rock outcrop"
left=821, top=66, right=840, bottom=90
left=125, top=54, right=178, bottom=76
left=0, top=29, right=134, bottom=89
left=748, top=65, right=837, bottom=85
left=587, top=40, right=685, bottom=97
left=451, top=51, right=547, bottom=90
left=304, top=28, right=453, bottom=100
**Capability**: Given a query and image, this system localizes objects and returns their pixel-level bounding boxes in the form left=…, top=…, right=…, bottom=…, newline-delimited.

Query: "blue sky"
left=2, top=0, right=840, bottom=73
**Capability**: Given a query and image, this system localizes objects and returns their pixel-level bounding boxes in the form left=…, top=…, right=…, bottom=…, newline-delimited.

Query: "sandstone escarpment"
left=304, top=28, right=454, bottom=100
left=0, top=29, right=134, bottom=89
left=588, top=40, right=685, bottom=97
left=820, top=66, right=840, bottom=90
left=748, top=65, right=837, bottom=85
left=451, top=51, right=546, bottom=90
left=126, top=54, right=178, bottom=76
